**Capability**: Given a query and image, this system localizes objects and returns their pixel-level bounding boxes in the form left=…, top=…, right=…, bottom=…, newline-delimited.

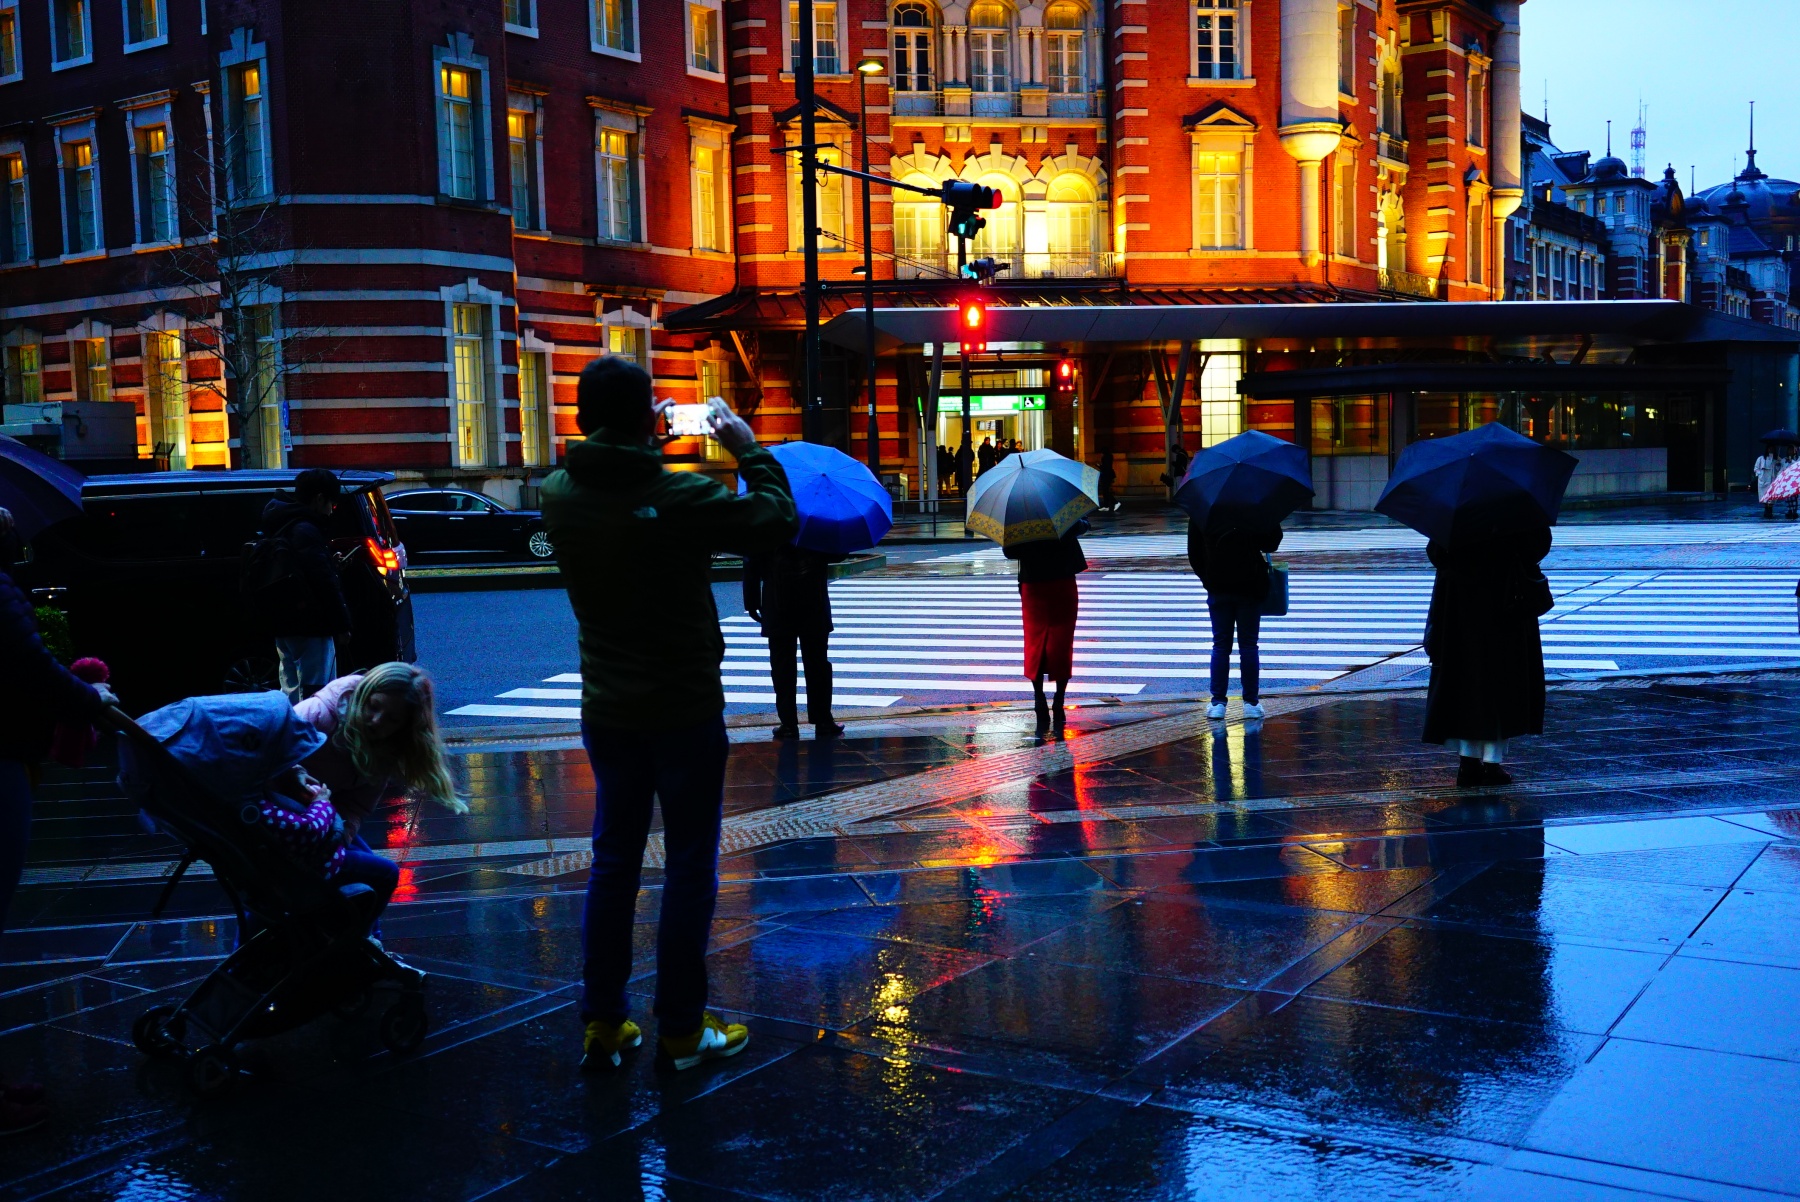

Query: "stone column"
left=1488, top=0, right=1525, bottom=226
left=1278, top=0, right=1343, bottom=265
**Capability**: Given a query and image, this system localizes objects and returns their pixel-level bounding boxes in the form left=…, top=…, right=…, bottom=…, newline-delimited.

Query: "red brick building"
left=2, top=0, right=1532, bottom=502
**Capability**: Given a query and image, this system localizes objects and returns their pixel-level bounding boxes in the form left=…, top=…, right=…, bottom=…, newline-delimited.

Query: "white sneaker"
left=1205, top=702, right=1227, bottom=720
left=1242, top=702, right=1266, bottom=720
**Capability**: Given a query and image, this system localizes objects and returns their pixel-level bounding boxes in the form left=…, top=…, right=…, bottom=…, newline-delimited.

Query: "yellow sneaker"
left=660, top=1014, right=749, bottom=1071
left=581, top=1018, right=642, bottom=1070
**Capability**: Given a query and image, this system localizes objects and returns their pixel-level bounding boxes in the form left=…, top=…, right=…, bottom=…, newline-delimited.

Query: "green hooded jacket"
left=540, top=437, right=797, bottom=730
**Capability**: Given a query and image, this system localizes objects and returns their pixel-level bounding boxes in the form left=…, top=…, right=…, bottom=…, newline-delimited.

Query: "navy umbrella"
left=1174, top=430, right=1314, bottom=526
left=1763, top=428, right=1799, bottom=444
left=737, top=441, right=893, bottom=553
left=0, top=435, right=85, bottom=541
left=1375, top=422, right=1577, bottom=543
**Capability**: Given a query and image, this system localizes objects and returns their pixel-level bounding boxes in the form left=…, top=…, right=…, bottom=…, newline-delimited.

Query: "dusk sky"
left=1519, top=0, right=1799, bottom=195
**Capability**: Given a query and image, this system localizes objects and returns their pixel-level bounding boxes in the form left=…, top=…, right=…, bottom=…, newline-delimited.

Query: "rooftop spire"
left=1742, top=100, right=1766, bottom=180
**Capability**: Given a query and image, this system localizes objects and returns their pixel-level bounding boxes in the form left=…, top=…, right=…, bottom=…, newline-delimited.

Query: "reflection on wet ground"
left=6, top=680, right=1800, bottom=1199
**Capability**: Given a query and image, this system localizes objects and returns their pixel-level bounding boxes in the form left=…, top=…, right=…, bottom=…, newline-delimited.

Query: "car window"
left=450, top=493, right=489, bottom=513
left=329, top=491, right=380, bottom=542
left=389, top=493, right=447, bottom=512
left=66, top=498, right=210, bottom=560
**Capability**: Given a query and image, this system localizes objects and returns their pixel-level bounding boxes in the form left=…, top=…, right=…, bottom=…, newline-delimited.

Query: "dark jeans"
left=581, top=716, right=729, bottom=1037
left=1207, top=593, right=1262, bottom=704
left=768, top=628, right=833, bottom=728
left=0, top=760, right=32, bottom=940
left=238, top=840, right=397, bottom=947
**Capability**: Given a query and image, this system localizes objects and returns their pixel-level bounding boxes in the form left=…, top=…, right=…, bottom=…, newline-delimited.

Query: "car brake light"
left=366, top=537, right=401, bottom=576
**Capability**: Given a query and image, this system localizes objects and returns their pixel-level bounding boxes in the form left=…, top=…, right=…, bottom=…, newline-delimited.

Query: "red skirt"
left=1019, top=578, right=1080, bottom=681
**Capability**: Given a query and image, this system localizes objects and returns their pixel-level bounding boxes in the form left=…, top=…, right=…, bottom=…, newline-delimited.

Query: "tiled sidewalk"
left=3, top=682, right=1800, bottom=1200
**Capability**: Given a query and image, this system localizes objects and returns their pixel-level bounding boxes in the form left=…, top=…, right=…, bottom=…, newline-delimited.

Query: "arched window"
left=891, top=3, right=933, bottom=94
left=1046, top=174, right=1095, bottom=259
left=969, top=4, right=1009, bottom=93
left=1045, top=4, right=1084, bottom=93
left=893, top=172, right=945, bottom=276
left=972, top=172, right=1019, bottom=256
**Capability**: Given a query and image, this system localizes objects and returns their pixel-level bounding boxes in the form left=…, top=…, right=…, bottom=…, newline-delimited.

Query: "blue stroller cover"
left=121, top=691, right=327, bottom=806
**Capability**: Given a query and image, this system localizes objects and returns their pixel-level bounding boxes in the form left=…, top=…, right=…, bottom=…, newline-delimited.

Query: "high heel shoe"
left=1051, top=698, right=1066, bottom=738
left=1033, top=697, right=1051, bottom=737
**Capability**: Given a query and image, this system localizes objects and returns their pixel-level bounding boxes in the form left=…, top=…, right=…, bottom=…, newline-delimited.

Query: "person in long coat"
left=1421, top=526, right=1553, bottom=785
left=743, top=544, right=843, bottom=739
left=1188, top=513, right=1282, bottom=720
left=1755, top=442, right=1784, bottom=519
left=1005, top=518, right=1089, bottom=737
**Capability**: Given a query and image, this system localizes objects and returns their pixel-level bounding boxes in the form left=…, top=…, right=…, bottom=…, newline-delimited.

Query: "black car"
left=385, top=488, right=554, bottom=563
left=17, top=470, right=415, bottom=710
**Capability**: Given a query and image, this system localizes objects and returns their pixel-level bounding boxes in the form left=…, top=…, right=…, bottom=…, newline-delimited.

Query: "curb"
left=410, top=552, right=887, bottom=593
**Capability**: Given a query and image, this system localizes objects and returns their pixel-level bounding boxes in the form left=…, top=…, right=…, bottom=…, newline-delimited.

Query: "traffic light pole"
left=797, top=0, right=822, bottom=445
left=957, top=231, right=972, bottom=535
left=857, top=67, right=879, bottom=478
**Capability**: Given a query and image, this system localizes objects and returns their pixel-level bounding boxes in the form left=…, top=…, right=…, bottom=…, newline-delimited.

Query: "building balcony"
left=1379, top=267, right=1438, bottom=298
left=893, top=248, right=1119, bottom=280
left=1376, top=131, right=1410, bottom=166
left=891, top=89, right=1105, bottom=120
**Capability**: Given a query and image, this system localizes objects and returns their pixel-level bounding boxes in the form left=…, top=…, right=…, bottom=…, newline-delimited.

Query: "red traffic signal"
left=1055, top=358, right=1076, bottom=388
left=959, top=298, right=986, bottom=353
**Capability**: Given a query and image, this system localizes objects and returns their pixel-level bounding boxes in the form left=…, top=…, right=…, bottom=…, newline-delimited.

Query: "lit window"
left=1194, top=0, right=1238, bottom=80
left=50, top=0, right=88, bottom=64
left=606, top=323, right=646, bottom=368
left=2, top=153, right=28, bottom=264
left=2, top=338, right=41, bottom=405
left=891, top=4, right=932, bottom=92
left=1468, top=70, right=1487, bottom=148
left=1193, top=150, right=1242, bottom=249
left=790, top=2, right=838, bottom=74
left=1334, top=157, right=1356, bottom=258
left=61, top=139, right=99, bottom=254
left=227, top=62, right=269, bottom=199
left=518, top=349, right=550, bottom=467
left=440, top=65, right=477, bottom=200
left=1198, top=353, right=1242, bottom=447
left=452, top=303, right=488, bottom=467
left=135, top=125, right=175, bottom=243
left=72, top=337, right=108, bottom=402
left=969, top=4, right=1007, bottom=92
left=893, top=174, right=943, bottom=272
left=125, top=0, right=162, bottom=45
left=1467, top=198, right=1485, bottom=283
left=1046, top=174, right=1093, bottom=259
left=0, top=3, right=20, bottom=79
left=1337, top=4, right=1355, bottom=93
left=690, top=2, right=720, bottom=72
left=1046, top=5, right=1084, bottom=93
left=693, top=143, right=725, bottom=251
left=698, top=358, right=729, bottom=461
left=594, top=0, right=635, bottom=54
left=972, top=176, right=1017, bottom=256
left=597, top=126, right=638, bottom=242
left=143, top=330, right=187, bottom=468
left=247, top=305, right=284, bottom=468
left=504, top=0, right=535, bottom=29
left=507, top=107, right=536, bottom=228
left=791, top=144, right=846, bottom=250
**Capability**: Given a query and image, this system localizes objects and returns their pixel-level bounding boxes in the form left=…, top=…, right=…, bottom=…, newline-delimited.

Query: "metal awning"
left=822, top=300, right=1800, bottom=353
left=1237, top=362, right=1732, bottom=399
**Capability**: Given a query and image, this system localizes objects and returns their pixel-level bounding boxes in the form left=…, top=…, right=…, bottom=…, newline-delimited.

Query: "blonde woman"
left=294, top=663, right=467, bottom=841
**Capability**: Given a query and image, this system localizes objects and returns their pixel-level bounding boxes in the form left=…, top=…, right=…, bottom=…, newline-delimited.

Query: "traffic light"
left=1054, top=358, right=1076, bottom=394
left=941, top=180, right=1002, bottom=241
left=959, top=256, right=1009, bottom=283
left=960, top=297, right=986, bottom=353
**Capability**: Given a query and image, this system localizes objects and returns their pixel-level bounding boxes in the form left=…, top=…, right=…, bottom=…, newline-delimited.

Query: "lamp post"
left=797, top=0, right=821, bottom=443
left=854, top=55, right=884, bottom=477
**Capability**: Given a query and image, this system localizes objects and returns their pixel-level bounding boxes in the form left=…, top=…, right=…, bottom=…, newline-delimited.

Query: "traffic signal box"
left=960, top=298, right=986, bottom=354
left=942, top=181, right=1002, bottom=241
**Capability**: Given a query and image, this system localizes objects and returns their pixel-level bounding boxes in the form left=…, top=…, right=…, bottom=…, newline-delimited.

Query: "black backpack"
left=241, top=528, right=310, bottom=629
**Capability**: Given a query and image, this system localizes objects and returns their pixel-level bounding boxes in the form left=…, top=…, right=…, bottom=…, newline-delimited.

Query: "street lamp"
left=854, top=54, right=884, bottom=478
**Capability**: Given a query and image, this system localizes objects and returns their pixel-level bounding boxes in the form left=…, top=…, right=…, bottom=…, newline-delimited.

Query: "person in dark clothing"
left=0, top=508, right=115, bottom=1135
left=977, top=437, right=997, bottom=476
left=1005, top=519, right=1089, bottom=737
left=1096, top=450, right=1118, bottom=512
left=256, top=469, right=353, bottom=702
left=955, top=443, right=974, bottom=494
left=1188, top=513, right=1283, bottom=720
left=1422, top=526, right=1553, bottom=786
left=540, top=357, right=796, bottom=1074
left=743, top=545, right=843, bottom=740
left=937, top=445, right=955, bottom=492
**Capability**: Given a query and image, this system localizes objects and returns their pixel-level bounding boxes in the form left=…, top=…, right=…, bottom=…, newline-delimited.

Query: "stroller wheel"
left=184, top=1045, right=239, bottom=1098
left=379, top=996, right=429, bottom=1055
left=132, top=1005, right=186, bottom=1059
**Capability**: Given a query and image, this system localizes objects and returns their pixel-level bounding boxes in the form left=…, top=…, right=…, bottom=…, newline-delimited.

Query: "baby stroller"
left=111, top=692, right=428, bottom=1097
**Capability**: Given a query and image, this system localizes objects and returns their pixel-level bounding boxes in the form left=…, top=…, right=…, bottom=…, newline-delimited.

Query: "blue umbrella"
left=738, top=441, right=892, bottom=553
left=1375, top=422, right=1577, bottom=543
left=1174, top=430, right=1314, bottom=526
left=0, top=435, right=85, bottom=541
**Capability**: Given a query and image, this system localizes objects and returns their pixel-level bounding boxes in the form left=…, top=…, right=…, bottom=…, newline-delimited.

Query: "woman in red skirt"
left=1004, top=518, right=1090, bottom=737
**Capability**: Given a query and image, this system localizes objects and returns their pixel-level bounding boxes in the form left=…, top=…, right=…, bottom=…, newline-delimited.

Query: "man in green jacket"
left=541, top=357, right=796, bottom=1073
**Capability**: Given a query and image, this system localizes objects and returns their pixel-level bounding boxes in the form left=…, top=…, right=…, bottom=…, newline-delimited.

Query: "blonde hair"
left=338, top=663, right=467, bottom=814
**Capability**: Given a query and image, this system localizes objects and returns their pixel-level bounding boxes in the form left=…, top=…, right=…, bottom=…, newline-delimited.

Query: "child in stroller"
left=116, top=692, right=427, bottom=1095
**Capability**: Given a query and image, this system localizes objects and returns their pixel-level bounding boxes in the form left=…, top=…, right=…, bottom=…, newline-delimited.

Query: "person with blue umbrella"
left=1376, top=423, right=1574, bottom=786
left=739, top=442, right=892, bottom=739
left=1176, top=431, right=1314, bottom=722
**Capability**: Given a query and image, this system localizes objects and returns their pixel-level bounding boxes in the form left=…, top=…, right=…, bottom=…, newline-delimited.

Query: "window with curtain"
left=594, top=0, right=635, bottom=53
left=690, top=1, right=720, bottom=71
left=789, top=3, right=839, bottom=74
left=972, top=177, right=1018, bottom=256
left=2, top=339, right=41, bottom=406
left=62, top=139, right=99, bottom=254
left=1337, top=4, right=1354, bottom=92
left=143, top=330, right=187, bottom=468
left=1045, top=5, right=1084, bottom=93
left=135, top=125, right=174, bottom=243
left=790, top=144, right=846, bottom=249
left=698, top=357, right=729, bottom=461
left=607, top=323, right=647, bottom=368
left=72, top=338, right=108, bottom=402
left=693, top=144, right=725, bottom=251
left=893, top=175, right=943, bottom=272
left=125, top=0, right=161, bottom=44
left=440, top=66, right=478, bottom=199
left=1334, top=156, right=1355, bottom=258
left=508, top=108, right=536, bottom=228
left=50, top=0, right=87, bottom=63
left=1046, top=175, right=1094, bottom=258
left=505, top=0, right=535, bottom=28
left=228, top=62, right=270, bottom=198
left=452, top=304, right=488, bottom=467
left=891, top=3, right=933, bottom=92
left=3, top=153, right=29, bottom=264
left=249, top=306, right=284, bottom=467
left=519, top=349, right=550, bottom=467
left=597, top=126, right=638, bottom=241
left=969, top=5, right=1008, bottom=92
left=0, top=4, right=18, bottom=78
left=1194, top=0, right=1237, bottom=80
left=1193, top=150, right=1242, bottom=249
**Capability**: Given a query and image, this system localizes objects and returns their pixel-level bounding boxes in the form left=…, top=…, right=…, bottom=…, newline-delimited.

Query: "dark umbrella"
left=737, top=441, right=893, bottom=553
left=1375, top=423, right=1577, bottom=543
left=1763, top=429, right=1799, bottom=444
left=0, top=435, right=85, bottom=541
left=1174, top=430, right=1314, bottom=526
left=966, top=448, right=1098, bottom=547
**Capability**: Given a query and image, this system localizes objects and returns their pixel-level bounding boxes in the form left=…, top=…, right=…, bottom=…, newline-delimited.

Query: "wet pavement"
left=4, top=674, right=1800, bottom=1200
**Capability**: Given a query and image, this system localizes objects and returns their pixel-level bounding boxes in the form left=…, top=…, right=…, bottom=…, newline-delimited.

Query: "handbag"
left=1259, top=557, right=1290, bottom=617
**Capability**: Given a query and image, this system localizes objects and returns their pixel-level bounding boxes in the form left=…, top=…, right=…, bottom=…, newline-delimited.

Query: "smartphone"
left=668, top=402, right=711, bottom=437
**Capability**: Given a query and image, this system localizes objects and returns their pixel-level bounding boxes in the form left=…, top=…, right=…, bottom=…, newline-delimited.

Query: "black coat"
left=1421, top=529, right=1553, bottom=745
left=1188, top=519, right=1282, bottom=600
left=743, top=545, right=838, bottom=636
left=0, top=568, right=102, bottom=764
left=1005, top=520, right=1090, bottom=582
left=257, top=498, right=353, bottom=638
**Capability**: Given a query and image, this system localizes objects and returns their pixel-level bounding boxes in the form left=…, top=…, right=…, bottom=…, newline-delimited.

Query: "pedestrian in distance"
left=541, top=357, right=796, bottom=1074
left=977, top=436, right=997, bottom=477
left=937, top=445, right=955, bottom=492
left=1421, top=525, right=1553, bottom=785
left=1755, top=441, right=1783, bottom=519
left=1006, top=518, right=1090, bottom=738
left=247, top=469, right=354, bottom=702
left=955, top=442, right=975, bottom=495
left=0, top=507, right=118, bottom=1135
left=1096, top=449, right=1118, bottom=513
left=1188, top=510, right=1282, bottom=720
left=743, top=545, right=844, bottom=740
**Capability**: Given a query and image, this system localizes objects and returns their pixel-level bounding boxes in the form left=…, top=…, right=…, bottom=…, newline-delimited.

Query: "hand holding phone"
left=668, top=403, right=711, bottom=437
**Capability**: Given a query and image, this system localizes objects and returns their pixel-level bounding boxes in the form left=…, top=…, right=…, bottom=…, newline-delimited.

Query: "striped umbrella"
left=966, top=448, right=1099, bottom=547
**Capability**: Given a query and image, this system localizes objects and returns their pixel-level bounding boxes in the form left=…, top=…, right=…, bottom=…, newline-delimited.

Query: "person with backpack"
left=250, top=469, right=353, bottom=702
left=1188, top=511, right=1283, bottom=721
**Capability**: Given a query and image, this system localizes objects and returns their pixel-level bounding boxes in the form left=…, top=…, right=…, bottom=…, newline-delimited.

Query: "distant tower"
left=1630, top=101, right=1647, bottom=178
